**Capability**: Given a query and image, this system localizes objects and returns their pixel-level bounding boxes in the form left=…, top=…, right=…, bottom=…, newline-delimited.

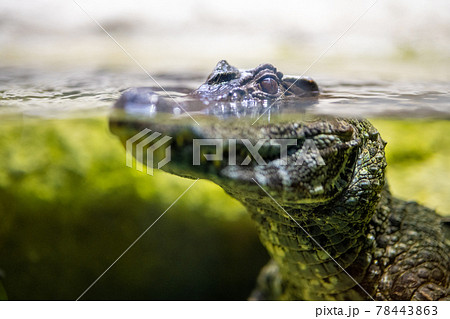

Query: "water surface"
left=2, top=67, right=449, bottom=119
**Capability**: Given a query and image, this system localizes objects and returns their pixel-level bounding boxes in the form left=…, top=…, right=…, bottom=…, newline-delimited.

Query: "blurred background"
left=0, top=0, right=449, bottom=300
left=1, top=0, right=449, bottom=77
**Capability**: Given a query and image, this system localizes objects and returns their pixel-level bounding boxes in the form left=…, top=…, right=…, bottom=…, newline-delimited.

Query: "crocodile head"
left=110, top=61, right=385, bottom=206
left=110, top=61, right=390, bottom=300
left=114, top=60, right=319, bottom=118
left=193, top=60, right=319, bottom=103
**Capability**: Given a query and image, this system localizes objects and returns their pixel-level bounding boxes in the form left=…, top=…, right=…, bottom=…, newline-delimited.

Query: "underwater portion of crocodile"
left=110, top=61, right=449, bottom=300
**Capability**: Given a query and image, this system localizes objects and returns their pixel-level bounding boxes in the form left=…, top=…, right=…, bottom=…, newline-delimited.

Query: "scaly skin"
left=109, top=61, right=449, bottom=300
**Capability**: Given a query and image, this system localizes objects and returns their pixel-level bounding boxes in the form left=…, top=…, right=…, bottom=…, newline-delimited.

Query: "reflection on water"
left=1, top=67, right=449, bottom=119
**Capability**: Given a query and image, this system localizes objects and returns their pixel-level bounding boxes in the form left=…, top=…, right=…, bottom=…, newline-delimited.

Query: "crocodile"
left=109, top=60, right=449, bottom=300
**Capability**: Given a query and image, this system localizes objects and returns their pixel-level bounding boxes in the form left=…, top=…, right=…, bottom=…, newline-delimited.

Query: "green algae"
left=371, top=119, right=450, bottom=216
left=0, top=117, right=267, bottom=300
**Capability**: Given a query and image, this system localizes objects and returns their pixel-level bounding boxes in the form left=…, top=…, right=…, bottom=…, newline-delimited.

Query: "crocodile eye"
left=260, top=77, right=278, bottom=94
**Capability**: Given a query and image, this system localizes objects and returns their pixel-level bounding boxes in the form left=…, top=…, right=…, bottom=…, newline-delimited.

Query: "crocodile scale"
left=110, top=61, right=449, bottom=300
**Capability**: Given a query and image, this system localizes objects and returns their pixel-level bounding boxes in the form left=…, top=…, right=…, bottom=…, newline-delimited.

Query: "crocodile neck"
left=111, top=61, right=449, bottom=300
left=217, top=126, right=388, bottom=300
left=223, top=183, right=389, bottom=300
